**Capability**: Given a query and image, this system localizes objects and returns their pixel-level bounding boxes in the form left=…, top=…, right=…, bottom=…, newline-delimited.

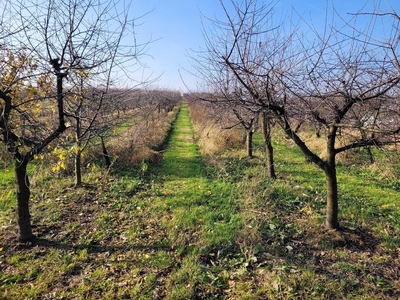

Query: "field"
left=0, top=101, right=399, bottom=299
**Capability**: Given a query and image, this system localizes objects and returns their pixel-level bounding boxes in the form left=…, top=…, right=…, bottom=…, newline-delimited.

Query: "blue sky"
left=129, top=0, right=400, bottom=92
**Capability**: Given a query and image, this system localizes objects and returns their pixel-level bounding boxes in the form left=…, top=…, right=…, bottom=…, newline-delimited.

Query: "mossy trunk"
left=15, top=158, right=34, bottom=242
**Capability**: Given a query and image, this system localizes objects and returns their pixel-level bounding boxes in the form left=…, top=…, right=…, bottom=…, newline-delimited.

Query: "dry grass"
left=196, top=124, right=243, bottom=155
left=131, top=147, right=162, bottom=164
left=107, top=106, right=178, bottom=166
left=293, top=129, right=385, bottom=165
left=188, top=101, right=243, bottom=155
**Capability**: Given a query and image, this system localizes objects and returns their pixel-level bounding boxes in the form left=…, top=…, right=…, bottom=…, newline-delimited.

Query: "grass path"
left=144, top=101, right=241, bottom=298
left=160, top=101, right=204, bottom=179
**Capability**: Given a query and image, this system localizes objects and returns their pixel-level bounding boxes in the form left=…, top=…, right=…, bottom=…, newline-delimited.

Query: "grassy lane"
left=151, top=101, right=241, bottom=298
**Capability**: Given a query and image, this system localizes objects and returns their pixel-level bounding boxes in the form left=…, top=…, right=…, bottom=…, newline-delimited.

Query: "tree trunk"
left=366, top=147, right=374, bottom=164
left=101, top=137, right=111, bottom=167
left=265, top=141, right=276, bottom=179
left=246, top=129, right=253, bottom=158
left=75, top=115, right=82, bottom=186
left=75, top=151, right=82, bottom=187
left=262, top=111, right=276, bottom=179
left=15, top=158, right=34, bottom=242
left=323, top=153, right=339, bottom=230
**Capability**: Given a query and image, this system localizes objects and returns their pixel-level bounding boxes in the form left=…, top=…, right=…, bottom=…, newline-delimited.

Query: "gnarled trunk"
left=15, top=158, right=34, bottom=242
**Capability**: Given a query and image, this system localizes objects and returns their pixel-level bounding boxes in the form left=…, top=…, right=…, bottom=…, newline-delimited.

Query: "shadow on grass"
left=29, top=237, right=173, bottom=254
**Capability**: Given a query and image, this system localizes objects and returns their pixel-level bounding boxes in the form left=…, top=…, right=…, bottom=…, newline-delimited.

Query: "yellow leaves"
left=71, top=144, right=83, bottom=155
left=26, top=87, right=38, bottom=98
left=52, top=165, right=61, bottom=172
left=141, top=160, right=148, bottom=173
left=380, top=204, right=394, bottom=210
left=1, top=49, right=40, bottom=98
left=51, top=146, right=70, bottom=173
left=301, top=204, right=313, bottom=215
left=52, top=161, right=66, bottom=172
left=85, top=163, right=99, bottom=172
left=74, top=69, right=92, bottom=79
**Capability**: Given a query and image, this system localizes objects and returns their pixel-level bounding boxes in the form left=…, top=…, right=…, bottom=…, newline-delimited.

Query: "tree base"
left=18, top=234, right=36, bottom=244
left=322, top=219, right=340, bottom=230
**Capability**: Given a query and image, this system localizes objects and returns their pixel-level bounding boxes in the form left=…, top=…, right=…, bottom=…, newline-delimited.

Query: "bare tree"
left=191, top=0, right=285, bottom=174
left=196, top=0, right=400, bottom=229
left=276, top=4, right=400, bottom=229
left=0, top=0, right=149, bottom=242
left=232, top=106, right=259, bottom=158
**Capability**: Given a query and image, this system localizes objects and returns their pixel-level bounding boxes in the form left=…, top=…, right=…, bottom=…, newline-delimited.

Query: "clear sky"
left=129, top=0, right=400, bottom=92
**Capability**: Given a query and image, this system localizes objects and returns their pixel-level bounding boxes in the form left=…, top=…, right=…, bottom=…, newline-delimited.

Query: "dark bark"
left=323, top=128, right=340, bottom=230
left=15, top=157, right=34, bottom=242
left=361, top=130, right=374, bottom=164
left=246, top=129, right=253, bottom=158
left=101, top=137, right=111, bottom=167
left=366, top=147, right=374, bottom=164
left=74, top=112, right=82, bottom=186
left=294, top=121, right=303, bottom=133
left=75, top=151, right=82, bottom=187
left=262, top=111, right=276, bottom=179
left=274, top=111, right=340, bottom=229
left=323, top=162, right=339, bottom=230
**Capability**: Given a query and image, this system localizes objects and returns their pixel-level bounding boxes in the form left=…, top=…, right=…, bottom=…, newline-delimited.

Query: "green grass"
left=0, top=158, right=18, bottom=212
left=0, top=101, right=399, bottom=299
